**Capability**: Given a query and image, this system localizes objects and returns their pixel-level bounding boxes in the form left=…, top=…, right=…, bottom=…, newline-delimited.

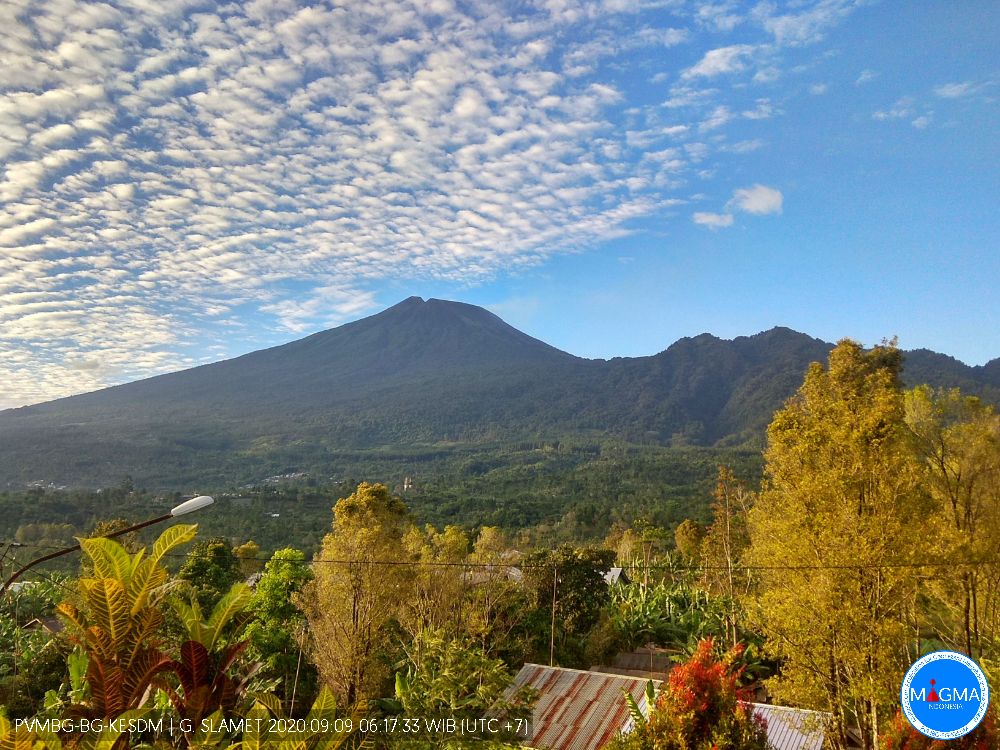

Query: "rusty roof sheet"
left=514, top=664, right=828, bottom=750
left=514, top=664, right=653, bottom=750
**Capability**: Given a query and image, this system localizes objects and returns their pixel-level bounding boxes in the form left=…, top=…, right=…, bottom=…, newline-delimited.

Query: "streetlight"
left=0, top=495, right=214, bottom=596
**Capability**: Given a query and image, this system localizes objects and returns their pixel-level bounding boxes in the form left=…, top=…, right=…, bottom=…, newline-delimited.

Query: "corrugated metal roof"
left=513, top=664, right=828, bottom=750
left=752, top=703, right=826, bottom=750
left=513, top=664, right=652, bottom=750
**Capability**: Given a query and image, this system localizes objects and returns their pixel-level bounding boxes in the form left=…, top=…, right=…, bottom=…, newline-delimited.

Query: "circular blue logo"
left=901, top=651, right=990, bottom=740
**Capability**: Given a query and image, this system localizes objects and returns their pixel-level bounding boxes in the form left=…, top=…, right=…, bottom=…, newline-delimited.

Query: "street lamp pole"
left=0, top=495, right=214, bottom=596
left=0, top=540, right=23, bottom=584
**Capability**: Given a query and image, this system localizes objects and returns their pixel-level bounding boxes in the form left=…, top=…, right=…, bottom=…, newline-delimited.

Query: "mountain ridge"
left=1, top=297, right=997, bottom=489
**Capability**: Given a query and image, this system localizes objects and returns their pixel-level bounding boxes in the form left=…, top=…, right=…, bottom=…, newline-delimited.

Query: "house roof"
left=462, top=564, right=523, bottom=585
left=513, top=664, right=654, bottom=750
left=602, top=568, right=629, bottom=585
left=21, top=616, right=64, bottom=634
left=513, top=663, right=827, bottom=750
left=753, top=703, right=826, bottom=750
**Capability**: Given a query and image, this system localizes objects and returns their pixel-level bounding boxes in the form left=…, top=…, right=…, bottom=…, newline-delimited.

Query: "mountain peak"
left=378, top=296, right=501, bottom=323
left=0, top=298, right=997, bottom=487
left=373, top=296, right=512, bottom=327
left=291, top=296, right=574, bottom=373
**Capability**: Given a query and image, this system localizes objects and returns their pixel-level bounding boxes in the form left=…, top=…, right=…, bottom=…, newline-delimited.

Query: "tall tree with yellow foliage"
left=747, top=340, right=927, bottom=750
left=298, top=482, right=412, bottom=703
left=905, top=386, right=1000, bottom=661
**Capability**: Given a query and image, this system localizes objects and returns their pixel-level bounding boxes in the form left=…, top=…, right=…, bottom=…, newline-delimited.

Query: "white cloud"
left=0, top=0, right=865, bottom=407
left=742, top=98, right=774, bottom=119
left=261, top=285, right=379, bottom=332
left=728, top=184, right=783, bottom=215
left=452, top=88, right=490, bottom=119
left=855, top=69, right=876, bottom=85
left=699, top=105, right=732, bottom=131
left=873, top=97, right=915, bottom=121
left=721, top=139, right=764, bottom=153
left=662, top=85, right=717, bottom=108
left=808, top=83, right=827, bottom=95
left=0, top=218, right=59, bottom=247
left=692, top=211, right=733, bottom=229
left=695, top=3, right=742, bottom=32
left=754, top=0, right=859, bottom=46
left=694, top=183, right=783, bottom=230
left=933, top=81, right=979, bottom=98
left=753, top=66, right=780, bottom=84
left=682, top=44, right=756, bottom=79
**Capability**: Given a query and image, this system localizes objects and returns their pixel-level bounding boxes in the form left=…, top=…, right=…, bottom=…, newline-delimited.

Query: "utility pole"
left=549, top=564, right=558, bottom=666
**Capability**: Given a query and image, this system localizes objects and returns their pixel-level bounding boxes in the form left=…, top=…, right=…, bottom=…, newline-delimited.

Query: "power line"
left=7, top=539, right=1000, bottom=572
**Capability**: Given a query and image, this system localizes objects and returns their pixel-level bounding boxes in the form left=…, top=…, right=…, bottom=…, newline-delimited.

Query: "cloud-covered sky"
left=1, top=0, right=998, bottom=408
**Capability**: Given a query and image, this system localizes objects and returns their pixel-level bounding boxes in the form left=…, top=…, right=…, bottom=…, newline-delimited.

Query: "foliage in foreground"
left=3, top=524, right=367, bottom=749
left=55, top=525, right=199, bottom=718
left=605, top=639, right=768, bottom=750
left=878, top=707, right=998, bottom=750
left=378, top=628, right=535, bottom=748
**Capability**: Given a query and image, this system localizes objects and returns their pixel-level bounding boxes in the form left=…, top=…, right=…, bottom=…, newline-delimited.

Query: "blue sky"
left=0, top=0, right=997, bottom=408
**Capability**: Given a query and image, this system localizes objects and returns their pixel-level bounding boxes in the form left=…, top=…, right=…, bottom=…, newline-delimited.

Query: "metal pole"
left=1, top=513, right=172, bottom=596
left=549, top=564, right=557, bottom=666
left=290, top=623, right=305, bottom=716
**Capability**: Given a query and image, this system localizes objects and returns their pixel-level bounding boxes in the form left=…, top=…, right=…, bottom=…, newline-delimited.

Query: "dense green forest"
left=0, top=443, right=762, bottom=575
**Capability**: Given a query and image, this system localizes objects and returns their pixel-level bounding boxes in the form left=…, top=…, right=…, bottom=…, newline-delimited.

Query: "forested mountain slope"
left=1, top=297, right=996, bottom=488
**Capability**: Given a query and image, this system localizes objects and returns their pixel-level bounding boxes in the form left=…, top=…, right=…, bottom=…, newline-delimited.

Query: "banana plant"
left=608, top=582, right=729, bottom=654
left=622, top=679, right=657, bottom=730
left=56, top=525, right=198, bottom=720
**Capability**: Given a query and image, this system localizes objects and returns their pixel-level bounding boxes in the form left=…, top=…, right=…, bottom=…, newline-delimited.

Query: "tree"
left=244, top=547, right=316, bottom=709
left=604, top=638, right=768, bottom=750
left=905, top=386, right=1000, bottom=659
left=178, top=536, right=241, bottom=612
left=607, top=582, right=728, bottom=656
left=234, top=540, right=263, bottom=578
left=464, top=526, right=530, bottom=663
left=702, top=466, right=755, bottom=648
left=673, top=519, right=705, bottom=562
left=384, top=629, right=535, bottom=748
left=297, top=482, right=412, bottom=703
left=0, top=576, right=69, bottom=718
left=400, top=524, right=469, bottom=639
left=522, top=545, right=615, bottom=666
left=15, top=522, right=76, bottom=546
left=747, top=340, right=926, bottom=750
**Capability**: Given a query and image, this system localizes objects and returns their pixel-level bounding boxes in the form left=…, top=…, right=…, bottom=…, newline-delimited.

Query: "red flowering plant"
left=879, top=707, right=998, bottom=750
left=605, top=638, right=768, bottom=750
